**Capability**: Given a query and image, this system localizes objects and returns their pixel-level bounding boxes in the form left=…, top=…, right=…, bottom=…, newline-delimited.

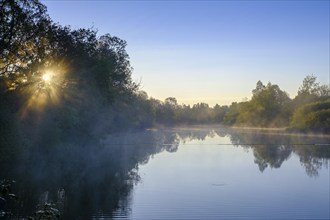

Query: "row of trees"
left=224, top=75, right=329, bottom=130
left=137, top=75, right=329, bottom=132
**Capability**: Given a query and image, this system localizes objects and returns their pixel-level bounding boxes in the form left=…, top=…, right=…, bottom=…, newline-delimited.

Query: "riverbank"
left=168, top=124, right=330, bottom=138
left=229, top=126, right=330, bottom=138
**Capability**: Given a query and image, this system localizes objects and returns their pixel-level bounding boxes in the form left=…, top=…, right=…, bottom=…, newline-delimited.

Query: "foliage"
left=298, top=75, right=321, bottom=96
left=288, top=75, right=330, bottom=132
left=223, top=102, right=244, bottom=125
left=0, top=0, right=143, bottom=149
left=31, top=203, right=60, bottom=220
left=0, top=0, right=53, bottom=91
left=0, top=180, right=19, bottom=218
left=237, top=82, right=291, bottom=127
left=138, top=75, right=328, bottom=130
left=293, top=75, right=330, bottom=107
left=221, top=76, right=329, bottom=130
left=289, top=101, right=330, bottom=132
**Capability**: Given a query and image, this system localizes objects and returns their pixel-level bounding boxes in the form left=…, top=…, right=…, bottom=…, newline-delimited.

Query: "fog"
left=1, top=127, right=329, bottom=218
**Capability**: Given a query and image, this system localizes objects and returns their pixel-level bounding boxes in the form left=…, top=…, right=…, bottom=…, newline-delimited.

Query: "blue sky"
left=42, top=0, right=329, bottom=106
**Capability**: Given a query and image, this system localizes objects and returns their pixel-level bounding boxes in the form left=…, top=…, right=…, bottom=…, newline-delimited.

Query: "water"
left=1, top=127, right=329, bottom=219
left=128, top=131, right=329, bottom=220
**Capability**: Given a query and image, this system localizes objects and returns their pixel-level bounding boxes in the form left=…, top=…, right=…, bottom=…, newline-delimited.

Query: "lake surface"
left=1, top=127, right=329, bottom=219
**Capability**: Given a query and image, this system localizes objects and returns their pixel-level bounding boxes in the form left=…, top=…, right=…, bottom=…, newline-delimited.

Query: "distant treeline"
left=148, top=76, right=329, bottom=132
left=0, top=0, right=329, bottom=150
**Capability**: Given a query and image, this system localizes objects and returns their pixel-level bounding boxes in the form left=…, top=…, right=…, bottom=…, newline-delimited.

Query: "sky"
left=42, top=0, right=329, bottom=106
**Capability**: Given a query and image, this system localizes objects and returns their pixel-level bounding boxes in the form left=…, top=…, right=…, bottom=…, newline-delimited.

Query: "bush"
left=289, top=100, right=330, bottom=132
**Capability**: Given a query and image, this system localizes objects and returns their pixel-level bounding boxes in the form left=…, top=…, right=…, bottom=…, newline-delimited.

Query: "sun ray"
left=19, top=60, right=70, bottom=119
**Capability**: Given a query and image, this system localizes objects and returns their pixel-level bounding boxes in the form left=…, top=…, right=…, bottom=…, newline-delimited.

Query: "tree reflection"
left=175, top=127, right=215, bottom=142
left=0, top=130, right=179, bottom=218
left=294, top=144, right=330, bottom=177
left=175, top=127, right=329, bottom=177
left=252, top=145, right=292, bottom=172
left=226, top=129, right=329, bottom=176
left=228, top=131, right=294, bottom=172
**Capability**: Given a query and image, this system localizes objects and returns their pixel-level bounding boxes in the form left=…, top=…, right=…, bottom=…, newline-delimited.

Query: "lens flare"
left=19, top=61, right=69, bottom=119
left=42, top=73, right=51, bottom=82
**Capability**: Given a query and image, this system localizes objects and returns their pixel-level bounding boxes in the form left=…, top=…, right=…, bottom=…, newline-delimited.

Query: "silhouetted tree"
left=0, top=0, right=53, bottom=91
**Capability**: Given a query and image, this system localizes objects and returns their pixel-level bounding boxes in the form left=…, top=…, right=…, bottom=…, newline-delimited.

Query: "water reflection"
left=226, top=129, right=329, bottom=176
left=0, top=127, right=329, bottom=218
left=0, top=130, right=179, bottom=218
left=175, top=127, right=329, bottom=176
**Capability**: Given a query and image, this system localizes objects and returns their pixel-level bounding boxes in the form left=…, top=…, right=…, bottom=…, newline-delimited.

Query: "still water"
left=1, top=127, right=329, bottom=219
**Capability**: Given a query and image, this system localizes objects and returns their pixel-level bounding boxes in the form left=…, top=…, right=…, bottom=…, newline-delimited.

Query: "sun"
left=42, top=73, right=51, bottom=82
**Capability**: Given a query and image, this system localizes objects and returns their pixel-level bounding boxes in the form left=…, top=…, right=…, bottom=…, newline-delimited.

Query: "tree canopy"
left=0, top=0, right=140, bottom=149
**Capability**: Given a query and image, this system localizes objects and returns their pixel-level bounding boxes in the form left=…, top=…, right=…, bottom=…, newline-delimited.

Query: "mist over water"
left=1, top=127, right=329, bottom=219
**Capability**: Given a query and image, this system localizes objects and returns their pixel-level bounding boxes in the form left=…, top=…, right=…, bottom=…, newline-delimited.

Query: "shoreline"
left=169, top=124, right=330, bottom=138
left=230, top=126, right=330, bottom=138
